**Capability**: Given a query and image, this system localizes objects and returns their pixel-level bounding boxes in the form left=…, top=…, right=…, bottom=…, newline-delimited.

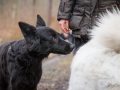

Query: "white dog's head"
left=90, top=8, right=120, bottom=52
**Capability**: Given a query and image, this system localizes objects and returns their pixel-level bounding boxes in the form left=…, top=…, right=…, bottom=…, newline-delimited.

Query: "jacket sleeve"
left=57, top=0, right=76, bottom=21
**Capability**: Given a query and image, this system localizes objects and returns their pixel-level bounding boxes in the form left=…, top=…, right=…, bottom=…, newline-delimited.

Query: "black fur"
left=0, top=15, right=74, bottom=90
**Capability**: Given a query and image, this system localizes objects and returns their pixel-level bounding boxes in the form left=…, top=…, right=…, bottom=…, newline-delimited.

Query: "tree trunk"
left=47, top=0, right=52, bottom=26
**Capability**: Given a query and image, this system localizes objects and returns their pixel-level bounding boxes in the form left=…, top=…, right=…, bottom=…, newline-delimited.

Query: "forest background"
left=0, top=0, right=60, bottom=43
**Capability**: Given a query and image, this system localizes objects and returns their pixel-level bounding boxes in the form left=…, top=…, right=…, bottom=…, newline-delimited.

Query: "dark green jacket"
left=57, top=0, right=117, bottom=38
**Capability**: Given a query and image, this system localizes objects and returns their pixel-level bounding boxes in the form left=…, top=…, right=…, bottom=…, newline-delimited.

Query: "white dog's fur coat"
left=68, top=9, right=120, bottom=90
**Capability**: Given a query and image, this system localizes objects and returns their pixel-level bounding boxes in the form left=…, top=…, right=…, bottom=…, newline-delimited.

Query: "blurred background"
left=0, top=0, right=60, bottom=43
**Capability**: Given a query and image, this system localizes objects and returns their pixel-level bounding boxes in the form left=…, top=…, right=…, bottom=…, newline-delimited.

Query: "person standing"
left=57, top=0, right=119, bottom=53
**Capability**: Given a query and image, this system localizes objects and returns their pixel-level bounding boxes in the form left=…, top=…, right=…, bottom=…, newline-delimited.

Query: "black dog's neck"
left=28, top=51, right=49, bottom=59
left=10, top=39, right=49, bottom=60
left=6, top=39, right=50, bottom=74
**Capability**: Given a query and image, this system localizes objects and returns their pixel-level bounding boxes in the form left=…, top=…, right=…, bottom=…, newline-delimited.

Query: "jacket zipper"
left=61, top=0, right=66, bottom=12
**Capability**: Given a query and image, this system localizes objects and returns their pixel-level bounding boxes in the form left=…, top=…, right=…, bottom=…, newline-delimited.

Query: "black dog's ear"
left=36, top=15, right=46, bottom=27
left=18, top=22, right=36, bottom=37
left=19, top=22, right=40, bottom=52
left=18, top=22, right=37, bottom=40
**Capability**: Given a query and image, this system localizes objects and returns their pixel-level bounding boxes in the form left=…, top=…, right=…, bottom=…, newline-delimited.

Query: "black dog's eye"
left=52, top=37, right=56, bottom=41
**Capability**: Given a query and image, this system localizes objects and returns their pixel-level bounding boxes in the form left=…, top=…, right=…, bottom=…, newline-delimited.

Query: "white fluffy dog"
left=68, top=9, right=120, bottom=90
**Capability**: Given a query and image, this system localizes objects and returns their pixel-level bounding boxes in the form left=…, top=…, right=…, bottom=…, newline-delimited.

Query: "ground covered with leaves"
left=37, top=54, right=73, bottom=90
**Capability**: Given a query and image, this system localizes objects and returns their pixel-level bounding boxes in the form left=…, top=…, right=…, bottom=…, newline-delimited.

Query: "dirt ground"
left=37, top=54, right=73, bottom=90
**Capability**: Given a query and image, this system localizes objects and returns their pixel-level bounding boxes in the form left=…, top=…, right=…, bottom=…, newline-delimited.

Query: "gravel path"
left=37, top=54, right=73, bottom=90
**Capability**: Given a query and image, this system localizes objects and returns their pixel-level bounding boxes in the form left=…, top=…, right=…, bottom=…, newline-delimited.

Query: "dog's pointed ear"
left=36, top=14, right=46, bottom=27
left=19, top=22, right=40, bottom=52
left=18, top=22, right=37, bottom=40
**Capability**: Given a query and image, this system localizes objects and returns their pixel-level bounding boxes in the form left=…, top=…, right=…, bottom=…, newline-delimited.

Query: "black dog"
left=0, top=15, right=74, bottom=90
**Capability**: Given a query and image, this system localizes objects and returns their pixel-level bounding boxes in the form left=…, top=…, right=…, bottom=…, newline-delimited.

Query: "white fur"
left=68, top=9, right=120, bottom=90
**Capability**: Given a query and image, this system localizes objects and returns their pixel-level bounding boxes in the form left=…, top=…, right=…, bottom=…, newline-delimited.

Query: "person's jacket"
left=57, top=0, right=117, bottom=38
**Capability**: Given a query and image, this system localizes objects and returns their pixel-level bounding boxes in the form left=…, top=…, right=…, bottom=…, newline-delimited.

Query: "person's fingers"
left=59, top=20, right=65, bottom=30
left=63, top=28, right=69, bottom=34
left=59, top=23, right=67, bottom=33
left=64, top=21, right=70, bottom=33
left=66, top=21, right=69, bottom=31
left=59, top=20, right=69, bottom=34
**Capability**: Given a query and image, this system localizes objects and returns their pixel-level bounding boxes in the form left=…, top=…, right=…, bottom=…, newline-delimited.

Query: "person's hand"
left=59, top=19, right=69, bottom=34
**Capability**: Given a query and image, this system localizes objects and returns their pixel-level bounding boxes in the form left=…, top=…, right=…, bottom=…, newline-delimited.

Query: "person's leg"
left=73, top=37, right=82, bottom=54
left=73, top=36, right=89, bottom=54
left=75, top=38, right=82, bottom=51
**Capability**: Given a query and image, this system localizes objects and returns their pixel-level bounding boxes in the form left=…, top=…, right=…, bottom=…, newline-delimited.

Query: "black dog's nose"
left=70, top=44, right=75, bottom=49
